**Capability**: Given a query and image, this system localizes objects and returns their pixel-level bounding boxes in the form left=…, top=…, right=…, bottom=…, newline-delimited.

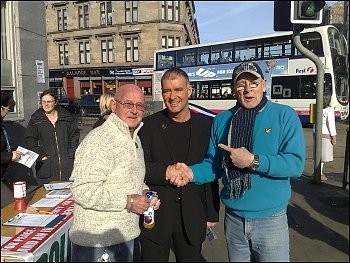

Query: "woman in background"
left=93, top=92, right=115, bottom=129
left=25, top=89, right=80, bottom=185
left=320, top=100, right=337, bottom=181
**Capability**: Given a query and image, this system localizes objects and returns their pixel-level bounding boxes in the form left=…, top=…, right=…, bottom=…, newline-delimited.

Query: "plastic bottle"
left=143, top=191, right=157, bottom=229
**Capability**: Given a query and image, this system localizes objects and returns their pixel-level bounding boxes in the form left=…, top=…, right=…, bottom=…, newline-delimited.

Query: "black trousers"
left=140, top=203, right=202, bottom=262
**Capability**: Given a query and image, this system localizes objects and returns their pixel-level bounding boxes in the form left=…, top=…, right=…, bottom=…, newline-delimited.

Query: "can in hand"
left=143, top=191, right=158, bottom=229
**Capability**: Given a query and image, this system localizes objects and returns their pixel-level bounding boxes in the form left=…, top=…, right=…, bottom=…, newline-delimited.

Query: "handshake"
left=165, top=163, right=194, bottom=187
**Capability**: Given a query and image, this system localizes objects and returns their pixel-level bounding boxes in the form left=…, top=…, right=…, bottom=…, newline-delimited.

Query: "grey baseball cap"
left=232, top=62, right=264, bottom=83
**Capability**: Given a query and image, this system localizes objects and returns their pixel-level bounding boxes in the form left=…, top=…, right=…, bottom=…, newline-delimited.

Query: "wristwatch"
left=248, top=155, right=259, bottom=170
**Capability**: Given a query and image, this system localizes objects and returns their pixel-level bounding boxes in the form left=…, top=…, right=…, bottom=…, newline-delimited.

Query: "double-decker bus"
left=152, top=25, right=348, bottom=125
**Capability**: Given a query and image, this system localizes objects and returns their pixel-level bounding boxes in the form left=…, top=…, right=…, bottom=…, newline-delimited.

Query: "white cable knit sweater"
left=69, top=113, right=147, bottom=247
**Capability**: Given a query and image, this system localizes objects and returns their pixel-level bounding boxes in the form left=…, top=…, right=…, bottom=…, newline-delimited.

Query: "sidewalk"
left=38, top=118, right=350, bottom=261
left=75, top=118, right=348, bottom=262
left=197, top=174, right=349, bottom=262
left=2, top=117, right=347, bottom=261
left=192, top=122, right=349, bottom=262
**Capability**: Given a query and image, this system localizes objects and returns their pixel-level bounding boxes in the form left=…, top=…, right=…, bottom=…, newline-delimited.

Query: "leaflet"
left=31, top=198, right=64, bottom=208
left=45, top=189, right=72, bottom=199
left=3, top=213, right=65, bottom=228
left=44, top=182, right=72, bottom=191
left=13, top=146, right=39, bottom=168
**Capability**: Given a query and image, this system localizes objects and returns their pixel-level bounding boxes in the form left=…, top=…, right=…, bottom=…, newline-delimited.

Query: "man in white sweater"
left=69, top=84, right=160, bottom=262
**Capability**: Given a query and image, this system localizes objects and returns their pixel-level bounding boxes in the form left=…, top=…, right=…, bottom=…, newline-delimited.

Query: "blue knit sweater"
left=191, top=101, right=306, bottom=219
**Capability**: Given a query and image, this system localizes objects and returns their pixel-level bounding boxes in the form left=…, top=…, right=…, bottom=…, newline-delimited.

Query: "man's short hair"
left=161, top=67, right=190, bottom=87
left=232, top=62, right=264, bottom=83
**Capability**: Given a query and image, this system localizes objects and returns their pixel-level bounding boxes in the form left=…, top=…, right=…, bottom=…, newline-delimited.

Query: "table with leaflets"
left=1, top=185, right=74, bottom=262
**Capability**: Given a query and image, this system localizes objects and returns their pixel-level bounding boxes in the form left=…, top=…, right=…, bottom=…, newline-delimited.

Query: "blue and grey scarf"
left=225, top=96, right=268, bottom=199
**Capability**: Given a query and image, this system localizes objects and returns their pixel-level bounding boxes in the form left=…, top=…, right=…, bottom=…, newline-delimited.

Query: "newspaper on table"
left=13, top=146, right=39, bottom=168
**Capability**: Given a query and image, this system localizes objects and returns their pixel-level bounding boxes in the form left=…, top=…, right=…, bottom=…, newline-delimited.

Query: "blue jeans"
left=224, top=208, right=289, bottom=262
left=71, top=240, right=134, bottom=262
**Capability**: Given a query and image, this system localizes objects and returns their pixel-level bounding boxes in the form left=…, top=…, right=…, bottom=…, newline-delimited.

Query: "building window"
left=100, top=1, right=112, bottom=26
left=57, top=8, right=67, bottom=31
left=79, top=41, right=90, bottom=64
left=59, top=43, right=69, bottom=65
left=125, top=1, right=138, bottom=23
left=161, top=1, right=179, bottom=21
left=1, top=2, right=8, bottom=60
left=78, top=4, right=89, bottom=28
left=162, top=36, right=180, bottom=48
left=1, top=1, right=16, bottom=108
left=101, top=39, right=113, bottom=63
left=126, top=37, right=139, bottom=62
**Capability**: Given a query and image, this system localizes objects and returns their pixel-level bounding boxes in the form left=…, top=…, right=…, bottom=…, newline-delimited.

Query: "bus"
left=152, top=25, right=349, bottom=125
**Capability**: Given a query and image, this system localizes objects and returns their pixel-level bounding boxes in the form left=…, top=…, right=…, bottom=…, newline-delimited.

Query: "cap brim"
left=234, top=71, right=262, bottom=83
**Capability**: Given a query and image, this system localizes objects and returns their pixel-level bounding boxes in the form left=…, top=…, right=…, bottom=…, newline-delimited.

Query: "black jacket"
left=1, top=119, right=12, bottom=179
left=25, top=106, right=80, bottom=182
left=139, top=109, right=220, bottom=246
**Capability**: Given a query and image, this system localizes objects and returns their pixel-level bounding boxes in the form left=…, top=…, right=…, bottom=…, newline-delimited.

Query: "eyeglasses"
left=115, top=99, right=145, bottom=111
left=41, top=100, right=55, bottom=104
left=235, top=79, right=264, bottom=91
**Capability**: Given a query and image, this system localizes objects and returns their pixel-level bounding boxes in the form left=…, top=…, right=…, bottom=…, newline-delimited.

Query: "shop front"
left=49, top=67, right=153, bottom=99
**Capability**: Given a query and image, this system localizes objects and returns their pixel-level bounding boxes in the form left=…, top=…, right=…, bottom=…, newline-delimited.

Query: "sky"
left=195, top=1, right=337, bottom=44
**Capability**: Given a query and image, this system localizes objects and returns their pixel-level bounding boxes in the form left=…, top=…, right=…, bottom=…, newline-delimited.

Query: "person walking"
left=169, top=62, right=306, bottom=262
left=69, top=84, right=160, bottom=262
left=25, top=89, right=80, bottom=185
left=139, top=67, right=220, bottom=262
left=92, top=92, right=115, bottom=129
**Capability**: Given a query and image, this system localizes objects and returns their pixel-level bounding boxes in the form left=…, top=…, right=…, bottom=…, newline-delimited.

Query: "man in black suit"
left=139, top=67, right=220, bottom=261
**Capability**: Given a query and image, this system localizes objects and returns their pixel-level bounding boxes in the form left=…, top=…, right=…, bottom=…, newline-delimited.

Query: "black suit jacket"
left=139, top=109, right=220, bottom=246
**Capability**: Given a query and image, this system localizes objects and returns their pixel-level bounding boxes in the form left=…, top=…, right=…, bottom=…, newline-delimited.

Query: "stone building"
left=46, top=1, right=199, bottom=101
left=1, top=1, right=48, bottom=205
left=1, top=1, right=49, bottom=125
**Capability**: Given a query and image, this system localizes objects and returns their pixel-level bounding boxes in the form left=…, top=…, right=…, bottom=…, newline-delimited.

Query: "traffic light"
left=274, top=1, right=293, bottom=31
left=290, top=1, right=326, bottom=24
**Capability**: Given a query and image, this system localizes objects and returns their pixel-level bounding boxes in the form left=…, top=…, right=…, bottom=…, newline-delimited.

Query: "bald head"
left=111, top=84, right=145, bottom=135
left=116, top=84, right=144, bottom=101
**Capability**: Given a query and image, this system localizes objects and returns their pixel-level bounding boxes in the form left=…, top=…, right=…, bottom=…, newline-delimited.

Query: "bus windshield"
left=328, top=27, right=349, bottom=106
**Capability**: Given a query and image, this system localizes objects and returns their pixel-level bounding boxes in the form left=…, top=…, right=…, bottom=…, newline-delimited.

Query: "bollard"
left=309, top=103, right=316, bottom=124
left=343, top=127, right=349, bottom=190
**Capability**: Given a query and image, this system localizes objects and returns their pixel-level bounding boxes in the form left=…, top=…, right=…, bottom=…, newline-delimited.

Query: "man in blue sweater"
left=169, top=61, right=306, bottom=262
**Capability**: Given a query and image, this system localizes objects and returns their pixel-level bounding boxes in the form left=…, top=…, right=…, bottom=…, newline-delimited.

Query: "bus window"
left=301, top=32, right=323, bottom=56
left=176, top=48, right=196, bottom=67
left=235, top=44, right=258, bottom=61
left=283, top=41, right=292, bottom=56
left=157, top=51, right=175, bottom=69
left=264, top=41, right=283, bottom=58
left=199, top=84, right=209, bottom=99
left=211, top=44, right=233, bottom=64
left=198, top=46, right=210, bottom=65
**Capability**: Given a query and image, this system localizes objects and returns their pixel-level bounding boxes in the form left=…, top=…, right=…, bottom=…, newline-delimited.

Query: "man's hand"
left=166, top=163, right=193, bottom=187
left=218, top=144, right=254, bottom=169
left=11, top=151, right=24, bottom=161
